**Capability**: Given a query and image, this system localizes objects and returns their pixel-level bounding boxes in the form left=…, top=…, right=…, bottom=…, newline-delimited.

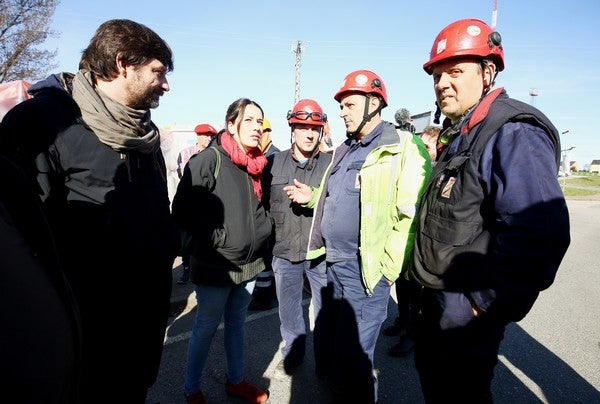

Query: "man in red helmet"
left=261, top=99, right=332, bottom=378
left=410, top=18, right=570, bottom=403
left=176, top=123, right=218, bottom=284
left=285, top=71, right=430, bottom=403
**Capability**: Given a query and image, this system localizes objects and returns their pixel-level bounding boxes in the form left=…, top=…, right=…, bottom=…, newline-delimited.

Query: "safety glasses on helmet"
left=287, top=111, right=327, bottom=123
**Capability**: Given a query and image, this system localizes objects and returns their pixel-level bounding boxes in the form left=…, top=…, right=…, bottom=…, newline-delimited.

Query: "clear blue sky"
left=45, top=0, right=600, bottom=167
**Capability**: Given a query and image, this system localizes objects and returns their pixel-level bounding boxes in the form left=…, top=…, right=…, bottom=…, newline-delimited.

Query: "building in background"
left=410, top=110, right=441, bottom=134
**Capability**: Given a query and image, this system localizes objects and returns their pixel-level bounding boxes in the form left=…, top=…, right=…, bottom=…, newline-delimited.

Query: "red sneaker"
left=184, top=390, right=206, bottom=404
left=225, top=380, right=268, bottom=403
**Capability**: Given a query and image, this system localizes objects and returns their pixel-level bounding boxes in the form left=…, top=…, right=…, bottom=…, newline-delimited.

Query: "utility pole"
left=529, top=88, right=538, bottom=106
left=292, top=40, right=305, bottom=104
left=560, top=130, right=572, bottom=189
left=491, top=0, right=498, bottom=28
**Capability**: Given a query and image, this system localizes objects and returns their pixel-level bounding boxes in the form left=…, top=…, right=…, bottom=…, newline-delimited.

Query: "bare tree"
left=0, top=0, right=60, bottom=83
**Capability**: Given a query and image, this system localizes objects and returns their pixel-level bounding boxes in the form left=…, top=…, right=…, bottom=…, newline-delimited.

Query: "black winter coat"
left=0, top=74, right=179, bottom=394
left=0, top=153, right=81, bottom=402
left=172, top=134, right=273, bottom=286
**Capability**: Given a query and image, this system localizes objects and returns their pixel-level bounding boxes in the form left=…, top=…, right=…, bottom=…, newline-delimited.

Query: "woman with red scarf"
left=173, top=98, right=272, bottom=404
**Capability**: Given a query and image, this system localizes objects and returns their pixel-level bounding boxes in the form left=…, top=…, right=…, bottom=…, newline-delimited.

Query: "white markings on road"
left=498, top=354, right=549, bottom=403
left=163, top=295, right=311, bottom=346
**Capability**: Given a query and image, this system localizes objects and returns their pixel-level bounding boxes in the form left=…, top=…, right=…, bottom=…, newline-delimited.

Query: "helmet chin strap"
left=306, top=127, right=324, bottom=170
left=346, top=94, right=383, bottom=139
left=481, top=62, right=497, bottom=96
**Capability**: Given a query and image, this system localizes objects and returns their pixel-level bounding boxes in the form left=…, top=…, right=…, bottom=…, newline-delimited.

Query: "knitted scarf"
left=220, top=131, right=267, bottom=199
left=71, top=70, right=160, bottom=154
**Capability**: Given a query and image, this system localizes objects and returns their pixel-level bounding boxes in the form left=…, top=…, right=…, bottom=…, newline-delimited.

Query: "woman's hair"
left=79, top=19, right=174, bottom=80
left=225, top=98, right=264, bottom=134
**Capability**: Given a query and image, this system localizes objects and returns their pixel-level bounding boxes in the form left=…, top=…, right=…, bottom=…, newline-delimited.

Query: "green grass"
left=563, top=175, right=600, bottom=187
left=561, top=174, right=600, bottom=197
left=563, top=187, right=599, bottom=197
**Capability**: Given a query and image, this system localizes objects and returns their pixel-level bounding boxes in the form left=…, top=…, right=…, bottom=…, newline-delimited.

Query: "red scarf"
left=220, top=131, right=267, bottom=199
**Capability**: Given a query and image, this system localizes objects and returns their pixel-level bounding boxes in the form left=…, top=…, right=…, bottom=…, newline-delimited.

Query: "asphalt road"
left=147, top=199, right=600, bottom=403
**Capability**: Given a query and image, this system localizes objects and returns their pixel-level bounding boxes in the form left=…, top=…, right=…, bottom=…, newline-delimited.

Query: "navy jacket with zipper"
left=411, top=89, right=570, bottom=322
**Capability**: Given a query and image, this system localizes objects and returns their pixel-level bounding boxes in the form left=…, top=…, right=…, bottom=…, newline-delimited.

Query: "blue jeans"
left=318, top=259, right=390, bottom=403
left=273, top=256, right=327, bottom=361
left=183, top=279, right=255, bottom=395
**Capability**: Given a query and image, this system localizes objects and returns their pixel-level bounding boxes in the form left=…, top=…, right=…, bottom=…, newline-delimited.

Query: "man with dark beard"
left=0, top=19, right=179, bottom=403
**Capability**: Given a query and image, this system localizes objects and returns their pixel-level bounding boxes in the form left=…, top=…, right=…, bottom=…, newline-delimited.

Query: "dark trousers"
left=316, top=260, right=390, bottom=404
left=182, top=254, right=190, bottom=269
left=393, top=276, right=422, bottom=337
left=251, top=251, right=275, bottom=301
left=415, top=288, right=507, bottom=404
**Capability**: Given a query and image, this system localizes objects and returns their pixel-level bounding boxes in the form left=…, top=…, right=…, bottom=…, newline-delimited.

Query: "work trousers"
left=317, top=259, right=390, bottom=404
left=415, top=288, right=507, bottom=404
left=273, top=256, right=327, bottom=362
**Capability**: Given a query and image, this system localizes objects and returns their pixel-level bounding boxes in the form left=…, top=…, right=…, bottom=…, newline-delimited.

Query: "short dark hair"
left=79, top=19, right=173, bottom=80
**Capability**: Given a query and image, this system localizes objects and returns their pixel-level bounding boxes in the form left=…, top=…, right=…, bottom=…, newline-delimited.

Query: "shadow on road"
left=494, top=323, right=599, bottom=403
left=148, top=295, right=599, bottom=403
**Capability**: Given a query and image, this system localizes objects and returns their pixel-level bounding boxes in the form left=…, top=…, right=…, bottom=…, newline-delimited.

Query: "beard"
left=133, top=87, right=162, bottom=110
left=127, top=76, right=163, bottom=110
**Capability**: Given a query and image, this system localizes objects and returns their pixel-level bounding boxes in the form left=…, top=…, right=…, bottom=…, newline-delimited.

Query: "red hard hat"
left=423, top=18, right=504, bottom=74
left=333, top=70, right=388, bottom=106
left=287, top=99, right=327, bottom=126
left=194, top=123, right=218, bottom=136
